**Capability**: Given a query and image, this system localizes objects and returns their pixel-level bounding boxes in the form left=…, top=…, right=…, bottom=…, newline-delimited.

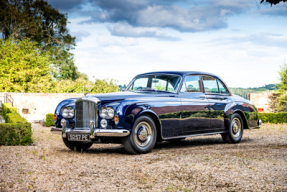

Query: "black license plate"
left=68, top=134, right=90, bottom=141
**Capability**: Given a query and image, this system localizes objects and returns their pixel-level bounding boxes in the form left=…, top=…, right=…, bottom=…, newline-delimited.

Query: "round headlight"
left=100, top=108, right=107, bottom=118
left=99, top=107, right=114, bottom=119
left=61, top=107, right=74, bottom=118
left=108, top=108, right=114, bottom=117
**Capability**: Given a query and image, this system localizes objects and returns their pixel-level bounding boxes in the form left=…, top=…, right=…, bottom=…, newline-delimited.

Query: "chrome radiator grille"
left=75, top=101, right=97, bottom=128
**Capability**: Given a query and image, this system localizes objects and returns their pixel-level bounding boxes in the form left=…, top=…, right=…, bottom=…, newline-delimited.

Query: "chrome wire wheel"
left=133, top=121, right=153, bottom=148
left=231, top=117, right=241, bottom=138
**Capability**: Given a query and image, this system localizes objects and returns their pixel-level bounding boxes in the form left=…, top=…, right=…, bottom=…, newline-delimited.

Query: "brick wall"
left=7, top=93, right=84, bottom=122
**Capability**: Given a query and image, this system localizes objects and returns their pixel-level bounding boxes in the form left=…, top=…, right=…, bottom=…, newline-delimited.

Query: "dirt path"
left=0, top=124, right=287, bottom=191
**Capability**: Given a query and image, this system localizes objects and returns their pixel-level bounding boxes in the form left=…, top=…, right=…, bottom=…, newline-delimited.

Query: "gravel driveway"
left=1, top=124, right=287, bottom=191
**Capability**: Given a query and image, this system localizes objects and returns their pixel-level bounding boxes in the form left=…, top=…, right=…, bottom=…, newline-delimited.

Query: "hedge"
left=258, top=112, right=287, bottom=124
left=0, top=103, right=33, bottom=145
left=0, top=123, right=33, bottom=145
left=45, top=113, right=55, bottom=127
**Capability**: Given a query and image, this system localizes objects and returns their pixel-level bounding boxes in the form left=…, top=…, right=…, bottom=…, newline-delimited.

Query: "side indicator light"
left=114, top=115, right=119, bottom=124
left=54, top=114, right=57, bottom=120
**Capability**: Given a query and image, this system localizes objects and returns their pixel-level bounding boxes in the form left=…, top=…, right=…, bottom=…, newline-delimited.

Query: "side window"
left=218, top=80, right=228, bottom=94
left=129, top=78, right=148, bottom=90
left=181, top=75, right=202, bottom=93
left=202, top=76, right=219, bottom=93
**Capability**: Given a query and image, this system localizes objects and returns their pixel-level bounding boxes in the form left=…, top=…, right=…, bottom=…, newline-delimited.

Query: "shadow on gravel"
left=154, top=137, right=253, bottom=150
left=56, top=136, right=255, bottom=155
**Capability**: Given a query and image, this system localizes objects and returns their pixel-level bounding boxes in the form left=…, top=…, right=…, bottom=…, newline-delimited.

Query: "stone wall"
left=7, top=93, right=84, bottom=122
left=249, top=92, right=275, bottom=112
left=1, top=92, right=276, bottom=122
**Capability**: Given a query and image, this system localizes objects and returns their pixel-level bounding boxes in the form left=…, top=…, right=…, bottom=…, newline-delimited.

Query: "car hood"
left=86, top=91, right=173, bottom=105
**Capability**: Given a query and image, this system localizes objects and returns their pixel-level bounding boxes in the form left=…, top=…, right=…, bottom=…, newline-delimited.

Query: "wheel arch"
left=136, top=110, right=162, bottom=142
left=233, top=110, right=249, bottom=129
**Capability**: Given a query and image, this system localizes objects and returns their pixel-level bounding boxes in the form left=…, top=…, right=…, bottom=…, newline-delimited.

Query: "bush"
left=0, top=123, right=33, bottom=145
left=258, top=112, right=287, bottom=124
left=0, top=103, right=33, bottom=145
left=2, top=103, right=18, bottom=115
left=45, top=113, right=55, bottom=127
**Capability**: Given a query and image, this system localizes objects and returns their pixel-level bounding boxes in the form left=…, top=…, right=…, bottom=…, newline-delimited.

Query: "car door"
left=178, top=75, right=210, bottom=136
left=202, top=75, right=230, bottom=131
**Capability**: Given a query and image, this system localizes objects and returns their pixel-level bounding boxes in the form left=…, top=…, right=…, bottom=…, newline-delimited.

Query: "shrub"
left=45, top=113, right=55, bottom=127
left=0, top=123, right=33, bottom=145
left=258, top=112, right=287, bottom=124
left=2, top=103, right=18, bottom=116
left=0, top=103, right=33, bottom=145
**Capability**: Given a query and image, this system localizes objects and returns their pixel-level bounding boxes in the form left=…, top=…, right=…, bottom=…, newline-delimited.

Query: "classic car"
left=51, top=71, right=261, bottom=154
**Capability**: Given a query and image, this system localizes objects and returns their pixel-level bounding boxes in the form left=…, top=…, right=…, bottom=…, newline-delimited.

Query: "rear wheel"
left=121, top=116, right=157, bottom=154
left=221, top=113, right=243, bottom=144
left=62, top=138, right=93, bottom=152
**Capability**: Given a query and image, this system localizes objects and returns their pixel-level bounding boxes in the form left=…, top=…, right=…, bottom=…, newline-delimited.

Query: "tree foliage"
left=261, top=0, right=286, bottom=6
left=0, top=38, right=119, bottom=94
left=276, top=62, right=287, bottom=111
left=0, top=0, right=79, bottom=80
left=0, top=38, right=54, bottom=92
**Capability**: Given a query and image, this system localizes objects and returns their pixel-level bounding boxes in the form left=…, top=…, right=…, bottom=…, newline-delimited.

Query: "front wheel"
left=121, top=116, right=157, bottom=154
left=62, top=138, right=93, bottom=152
left=221, top=113, right=244, bottom=144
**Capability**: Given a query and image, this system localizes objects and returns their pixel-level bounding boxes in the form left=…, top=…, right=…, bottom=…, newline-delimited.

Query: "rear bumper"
left=50, top=127, right=130, bottom=137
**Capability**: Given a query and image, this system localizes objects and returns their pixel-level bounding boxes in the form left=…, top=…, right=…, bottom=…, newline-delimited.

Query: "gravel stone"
left=0, top=123, right=286, bottom=191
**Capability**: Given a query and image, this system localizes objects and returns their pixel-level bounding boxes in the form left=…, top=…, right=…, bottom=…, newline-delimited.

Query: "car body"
left=51, top=71, right=261, bottom=154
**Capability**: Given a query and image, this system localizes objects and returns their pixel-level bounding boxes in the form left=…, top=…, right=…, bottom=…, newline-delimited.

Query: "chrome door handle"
left=199, top=95, right=206, bottom=99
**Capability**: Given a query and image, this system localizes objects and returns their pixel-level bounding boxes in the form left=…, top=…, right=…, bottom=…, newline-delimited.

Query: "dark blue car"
left=51, top=71, right=261, bottom=154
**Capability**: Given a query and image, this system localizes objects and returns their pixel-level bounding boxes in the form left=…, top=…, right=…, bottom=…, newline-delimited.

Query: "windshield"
left=127, top=74, right=181, bottom=93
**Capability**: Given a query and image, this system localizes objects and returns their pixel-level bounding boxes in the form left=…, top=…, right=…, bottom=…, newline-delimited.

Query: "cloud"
left=71, top=30, right=91, bottom=42
left=48, top=0, right=86, bottom=12
left=79, top=0, right=254, bottom=33
left=97, top=34, right=139, bottom=46
left=212, top=33, right=287, bottom=48
left=106, top=22, right=181, bottom=41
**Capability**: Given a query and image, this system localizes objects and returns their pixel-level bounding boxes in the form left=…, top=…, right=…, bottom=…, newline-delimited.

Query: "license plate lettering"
left=68, top=134, right=90, bottom=141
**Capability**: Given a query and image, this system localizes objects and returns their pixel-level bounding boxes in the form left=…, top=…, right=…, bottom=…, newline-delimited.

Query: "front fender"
left=117, top=102, right=160, bottom=132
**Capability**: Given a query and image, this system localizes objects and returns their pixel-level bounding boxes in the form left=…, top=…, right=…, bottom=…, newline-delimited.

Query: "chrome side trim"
left=163, top=131, right=227, bottom=140
left=51, top=127, right=63, bottom=135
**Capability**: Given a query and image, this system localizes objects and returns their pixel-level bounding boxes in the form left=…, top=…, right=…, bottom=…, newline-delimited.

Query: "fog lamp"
left=61, top=119, right=67, bottom=127
left=100, top=119, right=107, bottom=128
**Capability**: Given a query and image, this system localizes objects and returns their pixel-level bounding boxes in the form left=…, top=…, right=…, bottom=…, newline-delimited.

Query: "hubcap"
left=138, top=127, right=148, bottom=141
left=231, top=118, right=241, bottom=138
left=134, top=121, right=152, bottom=148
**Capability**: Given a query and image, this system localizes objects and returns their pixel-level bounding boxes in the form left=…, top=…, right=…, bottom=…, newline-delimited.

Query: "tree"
left=0, top=0, right=78, bottom=80
left=0, top=38, right=54, bottom=92
left=261, top=0, right=286, bottom=6
left=276, top=61, right=287, bottom=111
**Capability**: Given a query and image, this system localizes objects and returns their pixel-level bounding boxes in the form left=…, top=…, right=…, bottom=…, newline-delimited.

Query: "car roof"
left=137, top=71, right=219, bottom=78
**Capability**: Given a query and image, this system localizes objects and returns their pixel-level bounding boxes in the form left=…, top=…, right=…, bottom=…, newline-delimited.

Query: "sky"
left=47, top=0, right=287, bottom=88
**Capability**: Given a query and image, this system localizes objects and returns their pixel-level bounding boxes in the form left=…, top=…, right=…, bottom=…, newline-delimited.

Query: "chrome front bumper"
left=50, top=127, right=130, bottom=137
